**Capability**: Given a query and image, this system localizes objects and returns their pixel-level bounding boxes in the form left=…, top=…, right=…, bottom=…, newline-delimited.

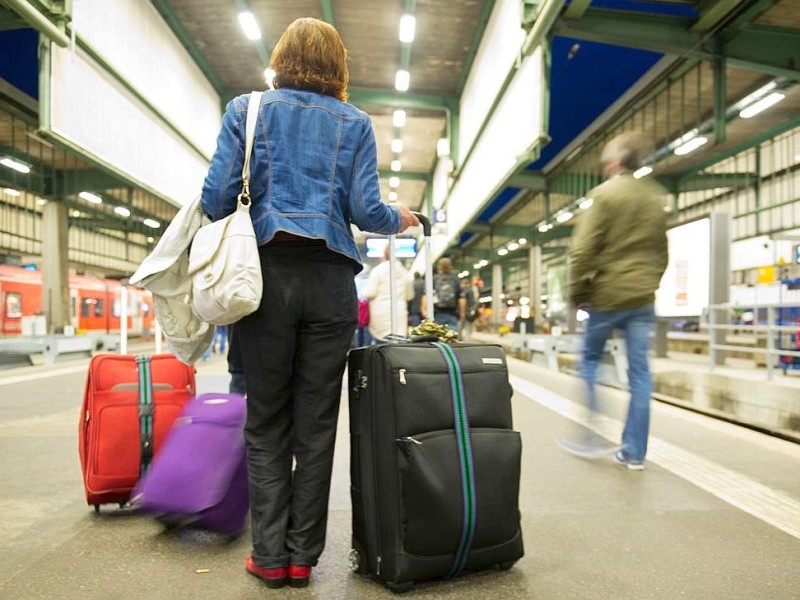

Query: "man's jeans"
left=581, top=304, right=655, bottom=462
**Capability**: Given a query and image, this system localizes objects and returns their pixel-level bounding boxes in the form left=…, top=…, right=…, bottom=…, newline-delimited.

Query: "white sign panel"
left=656, top=218, right=711, bottom=317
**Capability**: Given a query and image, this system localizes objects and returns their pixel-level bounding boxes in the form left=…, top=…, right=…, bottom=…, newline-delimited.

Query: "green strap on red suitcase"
left=135, top=354, right=154, bottom=476
left=432, top=342, right=477, bottom=578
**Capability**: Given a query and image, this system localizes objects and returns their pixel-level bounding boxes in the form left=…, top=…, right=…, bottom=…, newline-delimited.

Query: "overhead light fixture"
left=1, top=157, right=31, bottom=174
left=518, top=238, right=527, bottom=245
left=633, top=166, right=653, bottom=179
left=674, top=136, right=708, bottom=156
left=147, top=236, right=154, bottom=243
left=389, top=176, right=400, bottom=188
left=507, top=242, right=519, bottom=251
left=143, top=218, right=161, bottom=229
left=388, top=190, right=398, bottom=201
left=79, top=191, right=102, bottom=204
left=391, top=139, right=404, bottom=153
left=399, top=14, right=416, bottom=43
left=71, top=209, right=81, bottom=217
left=556, top=211, right=573, bottom=223
left=537, top=223, right=549, bottom=233
left=739, top=92, right=785, bottom=119
left=473, top=262, right=482, bottom=269
left=114, top=206, right=131, bottom=217
left=264, top=68, right=276, bottom=87
left=578, top=197, right=594, bottom=210
left=392, top=109, right=407, bottom=127
left=395, top=69, right=410, bottom=92
left=238, top=11, right=261, bottom=41
left=391, top=160, right=402, bottom=172
left=3, top=187, right=21, bottom=197
left=497, top=248, right=509, bottom=256
left=36, top=197, right=47, bottom=205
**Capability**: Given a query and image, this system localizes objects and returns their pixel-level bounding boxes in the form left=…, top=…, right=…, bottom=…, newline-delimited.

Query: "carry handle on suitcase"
left=388, top=211, right=433, bottom=337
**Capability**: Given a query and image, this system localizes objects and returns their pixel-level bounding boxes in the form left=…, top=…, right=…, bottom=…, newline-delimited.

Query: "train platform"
left=1, top=344, right=799, bottom=599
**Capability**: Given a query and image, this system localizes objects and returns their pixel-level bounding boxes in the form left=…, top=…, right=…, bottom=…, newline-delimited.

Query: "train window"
left=81, top=298, right=104, bottom=318
left=113, top=299, right=120, bottom=318
left=6, top=293, right=22, bottom=318
left=142, top=302, right=150, bottom=316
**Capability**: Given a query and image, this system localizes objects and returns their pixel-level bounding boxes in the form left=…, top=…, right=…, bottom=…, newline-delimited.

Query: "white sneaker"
left=556, top=435, right=619, bottom=459
left=613, top=450, right=645, bottom=470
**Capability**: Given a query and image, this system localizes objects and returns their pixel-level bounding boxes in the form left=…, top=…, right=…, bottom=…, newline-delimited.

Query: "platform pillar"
left=41, top=201, right=71, bottom=334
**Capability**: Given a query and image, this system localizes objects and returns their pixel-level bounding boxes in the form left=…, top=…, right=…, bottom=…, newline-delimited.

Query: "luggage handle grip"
left=412, top=212, right=431, bottom=237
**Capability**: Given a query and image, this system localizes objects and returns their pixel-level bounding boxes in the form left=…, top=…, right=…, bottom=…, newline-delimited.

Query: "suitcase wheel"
left=348, top=548, right=364, bottom=575
left=497, top=560, right=517, bottom=571
left=93, top=505, right=100, bottom=514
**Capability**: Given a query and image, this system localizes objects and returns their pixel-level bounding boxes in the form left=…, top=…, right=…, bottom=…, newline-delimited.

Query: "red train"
left=0, top=264, right=154, bottom=337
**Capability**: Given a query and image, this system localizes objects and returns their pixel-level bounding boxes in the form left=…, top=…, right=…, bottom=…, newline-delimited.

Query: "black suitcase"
left=347, top=215, right=524, bottom=592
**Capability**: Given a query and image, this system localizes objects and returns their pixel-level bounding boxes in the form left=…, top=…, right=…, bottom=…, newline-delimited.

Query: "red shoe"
left=288, top=564, right=312, bottom=588
left=245, top=554, right=287, bottom=589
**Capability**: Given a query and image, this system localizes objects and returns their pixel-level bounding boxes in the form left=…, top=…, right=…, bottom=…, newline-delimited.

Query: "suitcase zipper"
left=396, top=436, right=422, bottom=445
left=398, top=369, right=407, bottom=385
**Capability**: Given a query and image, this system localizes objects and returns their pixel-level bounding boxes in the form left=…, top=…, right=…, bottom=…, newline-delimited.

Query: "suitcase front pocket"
left=396, top=428, right=522, bottom=557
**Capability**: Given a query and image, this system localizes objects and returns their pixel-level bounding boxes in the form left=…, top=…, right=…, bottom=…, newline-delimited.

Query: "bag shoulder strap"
left=241, top=92, right=263, bottom=191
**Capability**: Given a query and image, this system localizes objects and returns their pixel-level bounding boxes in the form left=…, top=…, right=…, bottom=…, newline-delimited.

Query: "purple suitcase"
left=132, top=392, right=249, bottom=536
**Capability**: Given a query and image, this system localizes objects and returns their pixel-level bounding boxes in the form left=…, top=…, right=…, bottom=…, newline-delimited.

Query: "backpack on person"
left=433, top=274, right=458, bottom=309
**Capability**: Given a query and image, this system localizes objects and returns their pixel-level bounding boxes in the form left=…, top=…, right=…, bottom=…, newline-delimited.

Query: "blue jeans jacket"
left=201, top=89, right=401, bottom=273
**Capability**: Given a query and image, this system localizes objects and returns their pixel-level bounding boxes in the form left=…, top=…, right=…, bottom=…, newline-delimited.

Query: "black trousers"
left=237, top=243, right=357, bottom=568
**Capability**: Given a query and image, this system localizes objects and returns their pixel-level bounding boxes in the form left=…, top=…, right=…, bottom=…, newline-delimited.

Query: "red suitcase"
left=79, top=353, right=195, bottom=511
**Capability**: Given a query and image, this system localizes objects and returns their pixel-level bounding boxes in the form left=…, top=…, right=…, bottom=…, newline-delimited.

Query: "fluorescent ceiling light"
left=264, top=68, right=276, bottom=87
left=395, top=69, right=410, bottom=92
left=114, top=206, right=131, bottom=217
left=389, top=176, right=400, bottom=188
left=674, top=136, right=708, bottom=156
left=3, top=188, right=21, bottom=197
left=36, top=197, right=47, bottom=205
left=497, top=248, right=509, bottom=256
left=399, top=14, right=416, bottom=43
left=143, top=218, right=161, bottom=229
left=147, top=236, right=154, bottom=243
left=392, top=109, right=407, bottom=127
left=391, top=139, right=404, bottom=153
left=1, top=157, right=31, bottom=174
left=238, top=11, right=261, bottom=41
left=556, top=211, right=574, bottom=223
left=388, top=191, right=398, bottom=201
left=737, top=81, right=777, bottom=109
left=739, top=92, right=785, bottom=119
left=578, top=197, right=594, bottom=209
left=633, top=166, right=653, bottom=179
left=507, top=242, right=519, bottom=251
left=473, top=263, right=482, bottom=269
left=71, top=209, right=81, bottom=217
left=518, top=238, right=527, bottom=245
left=79, top=191, right=102, bottom=204
left=391, top=160, right=402, bottom=172
left=538, top=223, right=550, bottom=233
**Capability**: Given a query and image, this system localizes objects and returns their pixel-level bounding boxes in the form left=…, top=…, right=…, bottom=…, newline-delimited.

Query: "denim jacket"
left=200, top=89, right=401, bottom=273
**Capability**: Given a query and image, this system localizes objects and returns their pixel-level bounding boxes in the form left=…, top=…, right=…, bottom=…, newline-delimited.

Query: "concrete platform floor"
left=1, top=347, right=799, bottom=599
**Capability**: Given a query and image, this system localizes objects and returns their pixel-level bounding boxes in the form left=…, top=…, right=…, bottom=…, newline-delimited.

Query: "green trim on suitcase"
left=432, top=342, right=477, bottom=578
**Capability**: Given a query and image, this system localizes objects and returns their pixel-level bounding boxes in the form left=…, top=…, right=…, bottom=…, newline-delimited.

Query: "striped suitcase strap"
left=135, top=354, right=154, bottom=476
left=432, top=342, right=477, bottom=578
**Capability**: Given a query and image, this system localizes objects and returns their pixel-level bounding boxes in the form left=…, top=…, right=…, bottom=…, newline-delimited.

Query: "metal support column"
left=709, top=212, right=732, bottom=366
left=529, top=244, right=543, bottom=331
left=492, top=262, right=503, bottom=329
left=41, top=201, right=71, bottom=334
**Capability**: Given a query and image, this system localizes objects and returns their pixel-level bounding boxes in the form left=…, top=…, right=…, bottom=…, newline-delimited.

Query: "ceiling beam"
left=564, top=0, right=593, bottom=20
left=691, top=0, right=744, bottom=33
left=507, top=171, right=547, bottom=192
left=463, top=223, right=534, bottom=238
left=0, top=6, right=27, bottom=30
left=320, top=0, right=335, bottom=26
left=349, top=88, right=455, bottom=112
left=53, top=169, right=125, bottom=195
left=377, top=169, right=430, bottom=182
left=674, top=172, right=758, bottom=192
left=554, top=9, right=800, bottom=80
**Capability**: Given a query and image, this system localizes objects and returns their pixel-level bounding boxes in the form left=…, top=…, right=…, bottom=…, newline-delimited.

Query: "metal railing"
left=705, top=302, right=800, bottom=380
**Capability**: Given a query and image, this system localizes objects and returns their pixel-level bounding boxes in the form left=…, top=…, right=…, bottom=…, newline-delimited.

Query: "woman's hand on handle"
left=396, top=203, right=420, bottom=232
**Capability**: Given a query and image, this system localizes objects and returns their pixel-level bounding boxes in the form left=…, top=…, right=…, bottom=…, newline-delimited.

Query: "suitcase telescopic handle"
left=388, top=211, right=435, bottom=337
left=412, top=212, right=431, bottom=236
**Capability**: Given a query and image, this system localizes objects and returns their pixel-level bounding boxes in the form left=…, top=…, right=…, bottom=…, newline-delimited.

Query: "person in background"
left=459, top=277, right=480, bottom=341
left=227, top=324, right=245, bottom=395
left=407, top=271, right=424, bottom=327
left=363, top=242, right=414, bottom=341
left=200, top=17, right=418, bottom=589
left=421, top=256, right=465, bottom=332
left=558, top=131, right=668, bottom=471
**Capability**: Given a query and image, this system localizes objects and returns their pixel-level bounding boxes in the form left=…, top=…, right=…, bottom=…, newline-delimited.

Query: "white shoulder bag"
left=188, top=92, right=264, bottom=326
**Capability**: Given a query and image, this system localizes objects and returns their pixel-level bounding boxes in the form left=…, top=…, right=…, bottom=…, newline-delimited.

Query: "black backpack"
left=433, top=274, right=458, bottom=309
